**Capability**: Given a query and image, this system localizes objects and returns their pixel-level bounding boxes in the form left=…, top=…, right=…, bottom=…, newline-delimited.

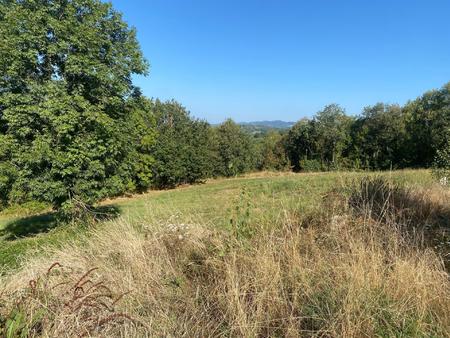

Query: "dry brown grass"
left=1, top=178, right=449, bottom=337
left=347, top=177, right=450, bottom=268
left=0, top=262, right=143, bottom=337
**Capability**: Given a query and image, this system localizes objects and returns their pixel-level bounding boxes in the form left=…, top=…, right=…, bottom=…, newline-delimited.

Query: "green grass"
left=0, top=169, right=433, bottom=273
left=1, top=169, right=447, bottom=337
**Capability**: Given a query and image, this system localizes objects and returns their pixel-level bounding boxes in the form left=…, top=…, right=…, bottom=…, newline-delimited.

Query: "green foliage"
left=2, top=307, right=46, bottom=338
left=229, top=187, right=254, bottom=241
left=299, top=158, right=323, bottom=172
left=350, top=103, right=407, bottom=170
left=122, top=95, right=157, bottom=191
left=0, top=0, right=151, bottom=212
left=151, top=100, right=215, bottom=188
left=284, top=104, right=353, bottom=171
left=213, top=119, right=257, bottom=177
left=258, top=131, right=290, bottom=171
left=314, top=104, right=353, bottom=166
left=284, top=118, right=316, bottom=171
left=285, top=83, right=450, bottom=172
left=432, top=142, right=450, bottom=184
left=404, top=83, right=450, bottom=167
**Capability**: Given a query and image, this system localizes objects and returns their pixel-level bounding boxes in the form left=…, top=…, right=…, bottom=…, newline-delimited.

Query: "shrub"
left=299, top=158, right=323, bottom=172
left=432, top=146, right=450, bottom=186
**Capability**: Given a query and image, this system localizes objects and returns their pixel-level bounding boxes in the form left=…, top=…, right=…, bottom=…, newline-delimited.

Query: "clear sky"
left=112, top=0, right=450, bottom=123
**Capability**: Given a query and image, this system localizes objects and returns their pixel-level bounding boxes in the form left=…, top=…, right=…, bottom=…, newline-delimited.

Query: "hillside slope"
left=1, top=170, right=449, bottom=337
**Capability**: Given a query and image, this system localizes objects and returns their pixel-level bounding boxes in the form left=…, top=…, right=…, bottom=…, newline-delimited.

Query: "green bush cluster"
left=432, top=143, right=450, bottom=185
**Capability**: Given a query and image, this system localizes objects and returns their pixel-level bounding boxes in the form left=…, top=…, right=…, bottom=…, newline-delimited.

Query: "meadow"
left=1, top=170, right=449, bottom=337
left=0, top=170, right=433, bottom=272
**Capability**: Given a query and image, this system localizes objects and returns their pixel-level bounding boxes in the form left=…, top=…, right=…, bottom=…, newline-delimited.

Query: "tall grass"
left=1, top=177, right=449, bottom=337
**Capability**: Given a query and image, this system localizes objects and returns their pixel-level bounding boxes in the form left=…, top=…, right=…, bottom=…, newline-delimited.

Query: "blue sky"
left=112, top=0, right=450, bottom=123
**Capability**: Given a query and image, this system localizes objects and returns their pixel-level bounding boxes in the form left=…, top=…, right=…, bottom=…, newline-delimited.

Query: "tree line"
left=0, top=0, right=448, bottom=215
left=285, top=84, right=450, bottom=172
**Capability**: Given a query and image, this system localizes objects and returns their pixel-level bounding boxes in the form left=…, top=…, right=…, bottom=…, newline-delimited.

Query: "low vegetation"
left=1, top=172, right=449, bottom=337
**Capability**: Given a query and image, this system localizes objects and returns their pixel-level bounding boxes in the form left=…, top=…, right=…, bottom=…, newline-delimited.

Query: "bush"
left=299, top=158, right=323, bottom=172
left=213, top=119, right=257, bottom=177
left=432, top=146, right=450, bottom=186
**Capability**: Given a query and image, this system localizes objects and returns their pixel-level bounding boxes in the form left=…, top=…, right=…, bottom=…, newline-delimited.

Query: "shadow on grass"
left=0, top=205, right=121, bottom=241
left=346, top=176, right=450, bottom=269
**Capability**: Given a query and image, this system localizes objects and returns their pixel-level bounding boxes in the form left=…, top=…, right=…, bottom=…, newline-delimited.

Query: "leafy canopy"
left=0, top=0, right=149, bottom=211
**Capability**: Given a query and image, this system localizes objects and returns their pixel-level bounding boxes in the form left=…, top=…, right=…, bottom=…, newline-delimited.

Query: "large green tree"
left=284, top=118, right=316, bottom=171
left=151, top=100, right=215, bottom=188
left=314, top=104, right=353, bottom=167
left=285, top=105, right=352, bottom=171
left=121, top=94, right=157, bottom=192
left=403, top=82, right=450, bottom=167
left=213, top=119, right=256, bottom=177
left=0, top=0, right=149, bottom=211
left=258, top=131, right=289, bottom=171
left=350, top=103, right=407, bottom=170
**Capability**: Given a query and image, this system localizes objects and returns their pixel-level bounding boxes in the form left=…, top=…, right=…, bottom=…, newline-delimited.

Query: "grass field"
left=1, top=170, right=449, bottom=337
left=0, top=170, right=433, bottom=272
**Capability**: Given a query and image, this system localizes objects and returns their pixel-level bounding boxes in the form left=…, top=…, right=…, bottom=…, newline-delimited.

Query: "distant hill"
left=238, top=120, right=295, bottom=135
left=239, top=120, right=295, bottom=129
